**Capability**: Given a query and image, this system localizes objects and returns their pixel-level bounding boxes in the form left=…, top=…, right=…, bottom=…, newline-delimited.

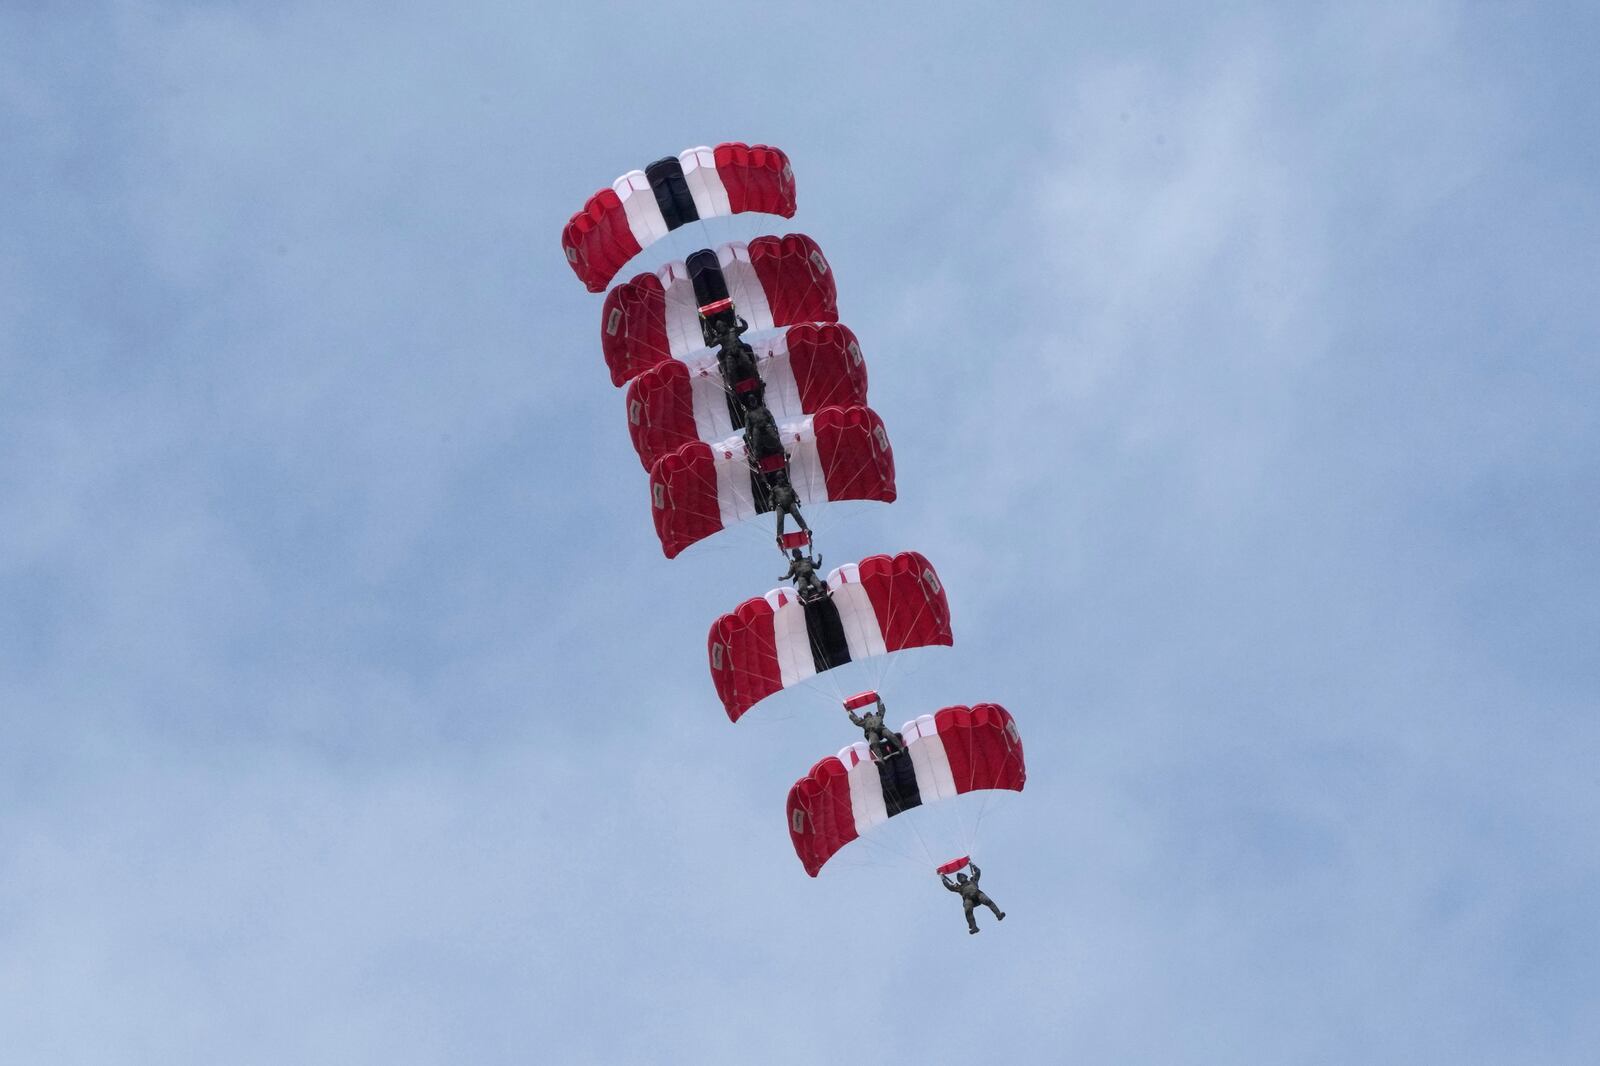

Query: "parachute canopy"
left=649, top=405, right=895, bottom=557
left=601, top=234, right=838, bottom=385
left=624, top=322, right=868, bottom=470
left=708, top=551, right=953, bottom=720
left=787, top=704, right=1025, bottom=876
left=563, top=143, right=797, bottom=293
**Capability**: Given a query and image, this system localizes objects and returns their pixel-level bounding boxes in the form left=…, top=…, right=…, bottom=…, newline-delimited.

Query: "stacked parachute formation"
left=560, top=142, right=1024, bottom=894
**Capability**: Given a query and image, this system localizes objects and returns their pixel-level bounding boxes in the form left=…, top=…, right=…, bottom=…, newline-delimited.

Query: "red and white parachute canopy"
left=600, top=235, right=838, bottom=386
left=787, top=704, right=1025, bottom=876
left=648, top=405, right=895, bottom=558
left=708, top=551, right=953, bottom=721
left=624, top=322, right=868, bottom=470
left=562, top=143, right=797, bottom=293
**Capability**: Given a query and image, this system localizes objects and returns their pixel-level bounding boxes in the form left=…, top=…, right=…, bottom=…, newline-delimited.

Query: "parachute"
left=563, top=143, right=797, bottom=293
left=624, top=323, right=868, bottom=469
left=649, top=405, right=895, bottom=557
left=708, top=551, right=952, bottom=721
left=787, top=704, right=1025, bottom=876
left=600, top=234, right=838, bottom=386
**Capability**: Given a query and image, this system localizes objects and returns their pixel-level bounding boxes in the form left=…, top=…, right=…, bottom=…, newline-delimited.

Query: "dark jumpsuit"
left=847, top=701, right=905, bottom=756
left=769, top=479, right=810, bottom=540
left=781, top=552, right=827, bottom=602
left=943, top=865, right=1005, bottom=933
left=742, top=405, right=784, bottom=462
left=719, top=341, right=762, bottom=398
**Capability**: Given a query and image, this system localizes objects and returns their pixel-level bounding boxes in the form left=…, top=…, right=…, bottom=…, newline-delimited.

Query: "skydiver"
left=713, top=313, right=755, bottom=363
left=742, top=404, right=784, bottom=464
left=700, top=309, right=745, bottom=349
left=726, top=351, right=763, bottom=399
left=942, top=863, right=1006, bottom=934
left=846, top=696, right=905, bottom=758
left=769, top=477, right=810, bottom=541
left=711, top=313, right=749, bottom=346
left=716, top=329, right=763, bottom=398
left=780, top=547, right=828, bottom=604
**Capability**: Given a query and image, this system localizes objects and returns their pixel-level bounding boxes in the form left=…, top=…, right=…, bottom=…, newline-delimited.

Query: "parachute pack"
left=560, top=142, right=1024, bottom=886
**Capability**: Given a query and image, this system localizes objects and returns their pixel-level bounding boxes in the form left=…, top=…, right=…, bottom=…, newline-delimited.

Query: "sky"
left=2, top=1, right=1598, bottom=1063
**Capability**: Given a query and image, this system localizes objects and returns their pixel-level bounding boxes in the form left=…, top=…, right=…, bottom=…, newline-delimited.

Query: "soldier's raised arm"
left=970, top=863, right=981, bottom=883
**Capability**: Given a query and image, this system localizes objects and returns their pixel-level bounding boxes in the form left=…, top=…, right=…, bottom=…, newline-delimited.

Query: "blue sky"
left=3, top=2, right=1597, bottom=1063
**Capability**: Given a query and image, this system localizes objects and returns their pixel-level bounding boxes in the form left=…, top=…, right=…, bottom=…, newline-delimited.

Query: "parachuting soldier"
left=742, top=404, right=784, bottom=464
left=769, top=475, right=810, bottom=542
left=726, top=351, right=763, bottom=402
left=702, top=307, right=746, bottom=350
left=711, top=316, right=764, bottom=401
left=846, top=695, right=905, bottom=758
left=780, top=547, right=828, bottom=604
left=942, top=863, right=1006, bottom=934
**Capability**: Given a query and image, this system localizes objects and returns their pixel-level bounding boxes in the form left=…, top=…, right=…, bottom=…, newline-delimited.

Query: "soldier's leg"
left=979, top=892, right=1005, bottom=920
left=964, top=901, right=979, bottom=934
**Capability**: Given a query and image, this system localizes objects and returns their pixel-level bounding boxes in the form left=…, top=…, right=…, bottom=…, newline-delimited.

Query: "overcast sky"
left=3, top=2, right=1598, bottom=1063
